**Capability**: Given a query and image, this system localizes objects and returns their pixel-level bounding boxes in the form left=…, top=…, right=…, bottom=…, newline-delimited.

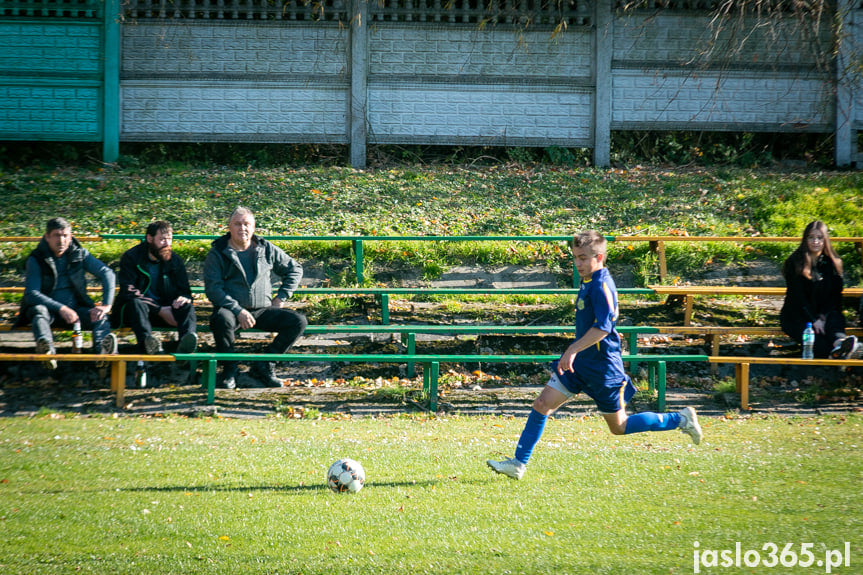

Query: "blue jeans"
left=26, top=304, right=111, bottom=349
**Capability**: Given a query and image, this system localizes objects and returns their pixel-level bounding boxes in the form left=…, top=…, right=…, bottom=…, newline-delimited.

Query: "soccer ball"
left=327, top=458, right=365, bottom=493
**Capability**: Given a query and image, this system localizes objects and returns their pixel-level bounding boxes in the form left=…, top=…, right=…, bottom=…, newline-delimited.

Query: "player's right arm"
left=557, top=326, right=609, bottom=374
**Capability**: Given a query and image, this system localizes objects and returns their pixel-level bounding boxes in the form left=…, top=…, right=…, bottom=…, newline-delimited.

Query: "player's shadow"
left=120, top=478, right=488, bottom=494
left=27, top=478, right=492, bottom=496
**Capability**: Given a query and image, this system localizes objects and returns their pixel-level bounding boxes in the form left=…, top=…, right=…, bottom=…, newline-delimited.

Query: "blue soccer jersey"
left=556, top=266, right=626, bottom=386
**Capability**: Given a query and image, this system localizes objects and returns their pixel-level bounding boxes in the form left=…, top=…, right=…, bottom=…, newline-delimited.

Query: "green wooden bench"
left=175, top=352, right=709, bottom=412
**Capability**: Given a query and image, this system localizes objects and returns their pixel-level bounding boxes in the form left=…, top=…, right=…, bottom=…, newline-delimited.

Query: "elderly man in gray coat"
left=204, top=207, right=307, bottom=389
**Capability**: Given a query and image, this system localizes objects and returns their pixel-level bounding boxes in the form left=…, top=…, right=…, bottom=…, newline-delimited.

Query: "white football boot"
left=486, top=457, right=526, bottom=480
left=678, top=406, right=703, bottom=445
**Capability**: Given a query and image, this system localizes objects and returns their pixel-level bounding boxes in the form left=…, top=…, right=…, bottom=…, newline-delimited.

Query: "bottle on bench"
left=802, top=322, right=815, bottom=360
left=135, top=361, right=148, bottom=389
left=72, top=321, right=83, bottom=354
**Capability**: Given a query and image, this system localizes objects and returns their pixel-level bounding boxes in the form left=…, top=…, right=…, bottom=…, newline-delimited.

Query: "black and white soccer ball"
left=327, top=458, right=365, bottom=493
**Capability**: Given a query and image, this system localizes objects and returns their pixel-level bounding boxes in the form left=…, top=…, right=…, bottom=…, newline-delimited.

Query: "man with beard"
left=204, top=206, right=307, bottom=389
left=112, top=221, right=197, bottom=355
left=17, top=217, right=117, bottom=368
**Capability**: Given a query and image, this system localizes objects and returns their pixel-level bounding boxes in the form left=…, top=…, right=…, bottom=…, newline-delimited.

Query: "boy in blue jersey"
left=487, top=230, right=702, bottom=480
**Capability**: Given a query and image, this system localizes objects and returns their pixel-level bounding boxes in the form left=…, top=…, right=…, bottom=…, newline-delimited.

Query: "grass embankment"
left=2, top=164, right=861, bottom=326
left=0, top=414, right=859, bottom=574
left=1, top=165, right=861, bottom=283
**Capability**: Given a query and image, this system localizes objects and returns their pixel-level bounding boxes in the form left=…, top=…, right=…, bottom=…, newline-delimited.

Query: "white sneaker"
left=100, top=332, right=118, bottom=355
left=486, top=457, right=526, bottom=480
left=678, top=406, right=703, bottom=445
left=35, top=338, right=57, bottom=370
left=97, top=333, right=118, bottom=367
left=144, top=335, right=163, bottom=355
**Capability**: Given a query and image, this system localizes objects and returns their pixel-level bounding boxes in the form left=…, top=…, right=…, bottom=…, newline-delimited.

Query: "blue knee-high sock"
left=624, top=411, right=681, bottom=434
left=514, top=409, right=548, bottom=465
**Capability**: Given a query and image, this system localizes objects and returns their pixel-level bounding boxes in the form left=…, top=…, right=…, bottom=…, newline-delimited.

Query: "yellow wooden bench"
left=655, top=325, right=863, bottom=356
left=0, top=353, right=174, bottom=408
left=650, top=285, right=863, bottom=326
left=618, top=235, right=863, bottom=283
left=707, top=356, right=863, bottom=410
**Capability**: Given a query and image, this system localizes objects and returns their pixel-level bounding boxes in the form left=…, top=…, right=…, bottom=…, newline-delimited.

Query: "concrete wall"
left=121, top=22, right=349, bottom=142
left=1, top=3, right=859, bottom=165
left=367, top=25, right=593, bottom=146
left=612, top=11, right=834, bottom=132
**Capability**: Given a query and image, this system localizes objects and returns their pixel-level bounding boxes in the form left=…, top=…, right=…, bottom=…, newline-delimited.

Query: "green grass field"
left=0, top=413, right=859, bottom=574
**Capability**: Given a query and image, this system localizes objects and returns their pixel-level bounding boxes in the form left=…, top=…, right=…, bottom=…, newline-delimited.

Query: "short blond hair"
left=572, top=230, right=607, bottom=258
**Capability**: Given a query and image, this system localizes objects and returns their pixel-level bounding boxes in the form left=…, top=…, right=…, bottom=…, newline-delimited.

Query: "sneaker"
left=486, top=457, right=526, bottom=480
left=35, top=338, right=57, bottom=370
left=678, top=406, right=703, bottom=445
left=97, top=333, right=118, bottom=367
left=219, top=363, right=238, bottom=390
left=144, top=335, right=163, bottom=355
left=176, top=332, right=198, bottom=354
left=830, top=335, right=858, bottom=360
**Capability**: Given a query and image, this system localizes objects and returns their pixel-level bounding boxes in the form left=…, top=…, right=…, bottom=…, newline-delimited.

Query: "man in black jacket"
left=18, top=217, right=116, bottom=368
left=203, top=207, right=307, bottom=389
left=111, top=221, right=197, bottom=355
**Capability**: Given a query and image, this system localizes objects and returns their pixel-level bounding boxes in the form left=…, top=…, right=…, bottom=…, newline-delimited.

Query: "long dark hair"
left=784, top=220, right=843, bottom=280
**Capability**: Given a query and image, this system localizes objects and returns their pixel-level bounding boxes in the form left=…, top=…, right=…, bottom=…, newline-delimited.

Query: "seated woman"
left=780, top=220, right=858, bottom=359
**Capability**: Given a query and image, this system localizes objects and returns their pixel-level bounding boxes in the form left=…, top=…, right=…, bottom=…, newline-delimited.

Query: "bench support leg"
left=735, top=362, right=750, bottom=410
left=429, top=361, right=439, bottom=412
left=205, top=359, right=217, bottom=405
left=111, top=360, right=126, bottom=408
left=627, top=332, right=639, bottom=375
left=707, top=334, right=719, bottom=374
left=647, top=362, right=656, bottom=392
left=656, top=361, right=666, bottom=412
left=380, top=293, right=390, bottom=324
left=352, top=239, right=364, bottom=284
left=421, top=361, right=440, bottom=412
left=406, top=332, right=415, bottom=377
left=683, top=295, right=693, bottom=326
left=650, top=240, right=667, bottom=283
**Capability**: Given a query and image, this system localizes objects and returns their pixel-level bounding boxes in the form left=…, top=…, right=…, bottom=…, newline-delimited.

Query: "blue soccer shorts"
left=547, top=369, right=637, bottom=414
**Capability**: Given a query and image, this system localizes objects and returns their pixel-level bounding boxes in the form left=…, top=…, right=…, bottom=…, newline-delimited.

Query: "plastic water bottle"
left=802, top=322, right=815, bottom=360
left=72, top=321, right=83, bottom=353
left=135, top=361, right=148, bottom=389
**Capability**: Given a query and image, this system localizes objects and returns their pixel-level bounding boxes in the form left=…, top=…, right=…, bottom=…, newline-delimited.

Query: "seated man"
left=203, top=207, right=307, bottom=389
left=111, top=220, right=197, bottom=355
left=16, top=217, right=116, bottom=368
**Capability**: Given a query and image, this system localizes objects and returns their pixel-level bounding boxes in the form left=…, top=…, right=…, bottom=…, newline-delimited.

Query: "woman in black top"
left=780, top=220, right=857, bottom=359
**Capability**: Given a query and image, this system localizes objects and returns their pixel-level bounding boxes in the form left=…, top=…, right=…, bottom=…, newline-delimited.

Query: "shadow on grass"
left=28, top=478, right=492, bottom=496
left=121, top=478, right=490, bottom=493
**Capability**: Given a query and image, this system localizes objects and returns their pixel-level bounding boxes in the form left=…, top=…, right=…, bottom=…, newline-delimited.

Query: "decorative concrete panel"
left=368, top=83, right=592, bottom=146
left=121, top=82, right=348, bottom=142
left=611, top=70, right=831, bottom=131
left=122, top=22, right=348, bottom=77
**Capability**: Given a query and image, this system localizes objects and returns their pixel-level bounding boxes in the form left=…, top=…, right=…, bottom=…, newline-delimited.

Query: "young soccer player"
left=487, top=230, right=702, bottom=480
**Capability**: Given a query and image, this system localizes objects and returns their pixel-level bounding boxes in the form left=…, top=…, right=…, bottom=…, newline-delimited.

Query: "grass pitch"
left=0, top=413, right=860, bottom=574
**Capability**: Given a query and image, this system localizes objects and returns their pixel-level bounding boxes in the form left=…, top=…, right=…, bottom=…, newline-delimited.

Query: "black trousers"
left=780, top=308, right=846, bottom=359
left=116, top=299, right=197, bottom=352
left=210, top=306, right=307, bottom=356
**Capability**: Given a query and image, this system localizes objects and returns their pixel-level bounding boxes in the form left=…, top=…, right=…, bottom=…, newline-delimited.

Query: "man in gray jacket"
left=203, top=207, right=307, bottom=389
